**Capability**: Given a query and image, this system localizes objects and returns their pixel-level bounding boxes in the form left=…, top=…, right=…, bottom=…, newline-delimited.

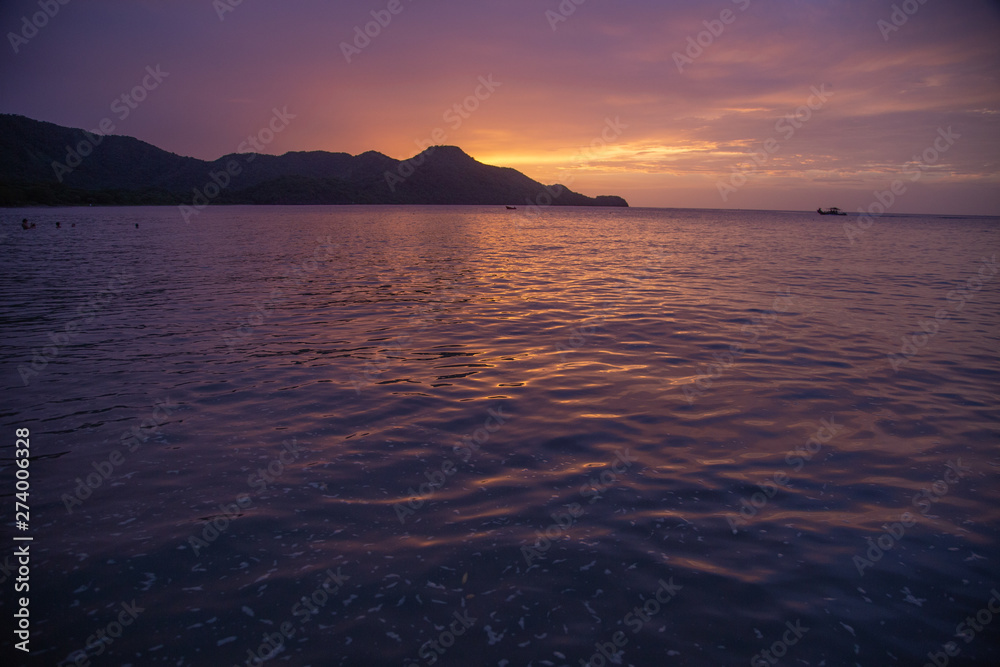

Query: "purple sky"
left=2, top=0, right=999, bottom=214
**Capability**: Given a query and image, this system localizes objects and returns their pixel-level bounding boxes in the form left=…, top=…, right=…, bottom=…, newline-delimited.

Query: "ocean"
left=1, top=205, right=998, bottom=666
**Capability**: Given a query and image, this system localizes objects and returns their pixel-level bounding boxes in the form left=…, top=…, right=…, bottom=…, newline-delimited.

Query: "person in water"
left=56, top=221, right=61, bottom=229
left=22, top=218, right=29, bottom=230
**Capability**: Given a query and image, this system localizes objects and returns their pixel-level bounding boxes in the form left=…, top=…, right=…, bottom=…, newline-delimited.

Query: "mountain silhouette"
left=0, top=114, right=628, bottom=208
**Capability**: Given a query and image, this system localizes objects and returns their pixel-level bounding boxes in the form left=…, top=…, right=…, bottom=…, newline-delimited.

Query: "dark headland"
left=0, top=114, right=628, bottom=209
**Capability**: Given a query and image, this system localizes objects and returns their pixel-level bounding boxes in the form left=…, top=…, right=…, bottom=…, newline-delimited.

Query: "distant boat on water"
left=506, top=206, right=517, bottom=210
left=817, top=207, right=847, bottom=216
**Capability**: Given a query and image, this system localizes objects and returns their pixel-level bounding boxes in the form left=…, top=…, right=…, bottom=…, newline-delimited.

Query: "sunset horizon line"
left=5, top=111, right=996, bottom=218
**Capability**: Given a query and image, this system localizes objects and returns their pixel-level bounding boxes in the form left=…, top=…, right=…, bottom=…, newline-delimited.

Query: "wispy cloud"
left=1, top=0, right=997, bottom=213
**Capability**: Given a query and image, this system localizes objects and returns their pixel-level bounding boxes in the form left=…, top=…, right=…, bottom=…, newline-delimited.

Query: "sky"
left=2, top=0, right=999, bottom=214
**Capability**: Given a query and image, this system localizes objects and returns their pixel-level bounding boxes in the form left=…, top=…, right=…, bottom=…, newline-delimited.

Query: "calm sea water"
left=1, top=205, right=998, bottom=667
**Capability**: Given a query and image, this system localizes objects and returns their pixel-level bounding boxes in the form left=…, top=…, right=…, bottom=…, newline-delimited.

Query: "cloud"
left=1, top=0, right=997, bottom=212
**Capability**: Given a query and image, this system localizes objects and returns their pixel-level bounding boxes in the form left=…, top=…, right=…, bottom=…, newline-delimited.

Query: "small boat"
left=506, top=206, right=516, bottom=210
left=817, top=207, right=846, bottom=216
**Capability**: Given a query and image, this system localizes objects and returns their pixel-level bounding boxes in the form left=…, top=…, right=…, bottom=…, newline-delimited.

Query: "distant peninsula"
left=0, top=114, right=628, bottom=209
